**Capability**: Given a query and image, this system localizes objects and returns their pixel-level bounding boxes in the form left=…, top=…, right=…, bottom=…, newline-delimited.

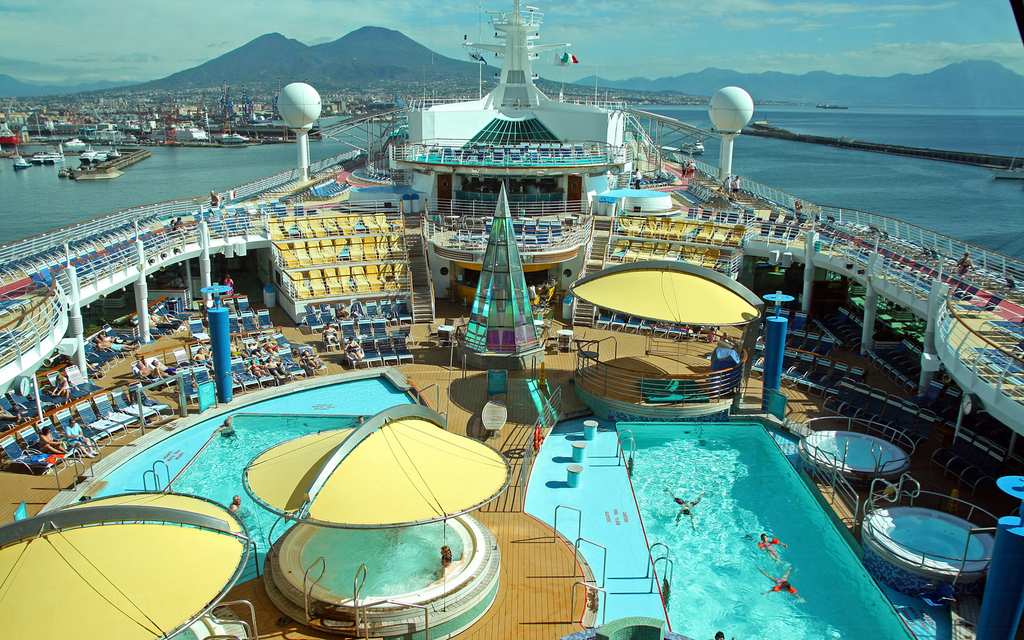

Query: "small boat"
left=13, top=154, right=32, bottom=170
left=993, top=168, right=1024, bottom=180
left=105, top=147, right=121, bottom=159
left=220, top=133, right=250, bottom=145
left=816, top=104, right=849, bottom=110
left=79, top=146, right=107, bottom=164
left=685, top=141, right=705, bottom=155
left=63, top=138, right=87, bottom=151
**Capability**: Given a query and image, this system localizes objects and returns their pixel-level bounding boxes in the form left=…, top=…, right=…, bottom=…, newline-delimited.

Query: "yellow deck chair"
left=638, top=242, right=655, bottom=260
left=655, top=242, right=671, bottom=258
left=349, top=240, right=363, bottom=262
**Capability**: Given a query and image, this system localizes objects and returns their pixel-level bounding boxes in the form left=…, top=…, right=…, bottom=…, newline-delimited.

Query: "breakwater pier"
left=71, top=149, right=150, bottom=181
left=744, top=122, right=1022, bottom=170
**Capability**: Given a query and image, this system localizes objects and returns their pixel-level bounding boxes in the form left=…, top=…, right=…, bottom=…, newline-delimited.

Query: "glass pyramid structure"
left=461, top=183, right=543, bottom=356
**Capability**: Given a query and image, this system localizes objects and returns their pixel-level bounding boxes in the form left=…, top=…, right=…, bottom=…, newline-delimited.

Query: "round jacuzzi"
left=265, top=514, right=500, bottom=638
left=862, top=506, right=994, bottom=584
left=798, top=430, right=910, bottom=481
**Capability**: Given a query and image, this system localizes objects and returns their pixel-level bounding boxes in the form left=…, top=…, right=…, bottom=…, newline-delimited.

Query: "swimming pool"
left=92, top=378, right=413, bottom=556
left=627, top=421, right=913, bottom=640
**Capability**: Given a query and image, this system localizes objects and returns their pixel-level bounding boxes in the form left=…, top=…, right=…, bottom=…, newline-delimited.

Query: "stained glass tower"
left=459, top=184, right=546, bottom=370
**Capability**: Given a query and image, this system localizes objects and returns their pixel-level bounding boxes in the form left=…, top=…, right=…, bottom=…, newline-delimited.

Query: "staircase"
left=572, top=216, right=613, bottom=328
left=404, top=219, right=435, bottom=324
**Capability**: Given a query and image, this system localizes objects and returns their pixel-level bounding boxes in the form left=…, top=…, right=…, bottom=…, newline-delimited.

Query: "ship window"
left=467, top=117, right=558, bottom=145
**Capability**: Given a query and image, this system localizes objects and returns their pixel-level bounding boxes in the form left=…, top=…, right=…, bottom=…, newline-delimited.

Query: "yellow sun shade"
left=0, top=495, right=247, bottom=640
left=571, top=265, right=760, bottom=326
left=244, top=410, right=510, bottom=527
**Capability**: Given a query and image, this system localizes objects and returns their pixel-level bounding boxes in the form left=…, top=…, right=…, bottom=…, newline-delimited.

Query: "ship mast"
left=464, top=1, right=569, bottom=109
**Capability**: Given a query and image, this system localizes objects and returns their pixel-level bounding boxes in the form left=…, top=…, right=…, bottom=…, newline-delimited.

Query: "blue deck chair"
left=305, top=311, right=325, bottom=333
left=116, top=387, right=173, bottom=418
left=0, top=434, right=59, bottom=474
left=189, top=318, right=210, bottom=342
left=378, top=338, right=399, bottom=366
left=394, top=336, right=414, bottom=365
left=257, top=309, right=273, bottom=330
left=93, top=394, right=139, bottom=427
left=918, top=582, right=954, bottom=608
left=237, top=295, right=250, bottom=313
left=610, top=314, right=626, bottom=331
left=396, top=299, right=413, bottom=325
left=241, top=314, right=258, bottom=333
left=359, top=339, right=383, bottom=368
left=74, top=401, right=127, bottom=440
left=230, top=358, right=261, bottom=391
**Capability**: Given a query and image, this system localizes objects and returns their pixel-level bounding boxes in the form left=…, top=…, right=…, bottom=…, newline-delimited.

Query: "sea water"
left=2, top=107, right=1022, bottom=255
left=628, top=421, right=913, bottom=640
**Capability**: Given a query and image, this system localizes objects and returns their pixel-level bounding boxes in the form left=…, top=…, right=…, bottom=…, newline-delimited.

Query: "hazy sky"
left=2, top=0, right=1022, bottom=86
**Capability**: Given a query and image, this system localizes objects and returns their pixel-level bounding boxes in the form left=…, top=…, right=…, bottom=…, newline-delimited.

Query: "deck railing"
left=423, top=214, right=593, bottom=257
left=574, top=341, right=746, bottom=405
left=393, top=139, right=628, bottom=168
left=0, top=277, right=65, bottom=374
left=937, top=297, right=1024, bottom=406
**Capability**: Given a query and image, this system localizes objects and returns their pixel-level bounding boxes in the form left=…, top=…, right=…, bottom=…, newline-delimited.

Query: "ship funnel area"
left=465, top=1, right=569, bottom=110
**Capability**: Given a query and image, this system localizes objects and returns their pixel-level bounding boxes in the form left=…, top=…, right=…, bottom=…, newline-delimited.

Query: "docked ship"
left=1, top=2, right=1022, bottom=639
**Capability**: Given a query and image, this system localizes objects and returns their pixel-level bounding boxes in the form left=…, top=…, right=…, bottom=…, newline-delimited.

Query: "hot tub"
left=798, top=430, right=910, bottom=481
left=862, top=506, right=994, bottom=582
left=266, top=514, right=500, bottom=638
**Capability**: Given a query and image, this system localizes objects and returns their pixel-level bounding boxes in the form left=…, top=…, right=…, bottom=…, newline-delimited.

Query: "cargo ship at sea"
left=0, top=2, right=1021, bottom=639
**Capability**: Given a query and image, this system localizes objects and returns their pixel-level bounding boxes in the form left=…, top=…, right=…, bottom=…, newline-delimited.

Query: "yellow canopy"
left=66, top=492, right=245, bottom=534
left=244, top=408, right=510, bottom=527
left=0, top=494, right=248, bottom=640
left=571, top=263, right=760, bottom=326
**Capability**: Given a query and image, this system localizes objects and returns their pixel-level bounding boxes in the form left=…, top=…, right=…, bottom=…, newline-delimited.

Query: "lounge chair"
left=0, top=434, right=60, bottom=474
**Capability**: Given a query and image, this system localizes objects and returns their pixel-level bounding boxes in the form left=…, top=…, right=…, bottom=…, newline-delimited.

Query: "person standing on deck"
left=956, top=250, right=973, bottom=277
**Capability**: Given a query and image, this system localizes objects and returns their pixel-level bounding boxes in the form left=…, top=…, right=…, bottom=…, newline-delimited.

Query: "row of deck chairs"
left=931, top=429, right=1008, bottom=494
left=814, top=308, right=862, bottom=348
left=824, top=380, right=937, bottom=447
left=767, top=328, right=835, bottom=358
left=755, top=351, right=866, bottom=396
left=867, top=340, right=923, bottom=393
left=303, top=299, right=412, bottom=333
left=345, top=336, right=414, bottom=369
left=596, top=311, right=717, bottom=341
left=1, top=389, right=173, bottom=475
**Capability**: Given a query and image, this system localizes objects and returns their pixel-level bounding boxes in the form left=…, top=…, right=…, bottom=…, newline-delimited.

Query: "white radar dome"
left=278, top=82, right=322, bottom=129
left=708, top=87, right=754, bottom=133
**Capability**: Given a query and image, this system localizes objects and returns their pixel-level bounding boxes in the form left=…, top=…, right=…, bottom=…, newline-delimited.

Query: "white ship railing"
left=430, top=198, right=586, bottom=219
left=422, top=214, right=593, bottom=256
left=0, top=278, right=65, bottom=373
left=393, top=139, right=627, bottom=168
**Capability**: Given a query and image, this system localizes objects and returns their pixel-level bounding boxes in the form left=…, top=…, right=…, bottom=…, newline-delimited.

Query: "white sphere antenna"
left=277, top=82, right=322, bottom=130
left=708, top=86, right=754, bottom=133
left=278, top=82, right=322, bottom=183
left=708, top=86, right=754, bottom=185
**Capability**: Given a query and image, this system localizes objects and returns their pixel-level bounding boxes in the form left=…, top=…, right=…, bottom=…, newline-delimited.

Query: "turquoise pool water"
left=94, top=379, right=413, bottom=555
left=300, top=522, right=465, bottom=597
left=628, top=421, right=912, bottom=640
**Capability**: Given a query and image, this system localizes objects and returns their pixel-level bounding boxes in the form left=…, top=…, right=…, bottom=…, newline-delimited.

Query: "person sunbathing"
left=37, top=426, right=69, bottom=456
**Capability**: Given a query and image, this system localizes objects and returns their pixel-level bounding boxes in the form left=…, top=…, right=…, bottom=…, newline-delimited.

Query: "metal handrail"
left=651, top=556, right=674, bottom=593
left=574, top=537, right=608, bottom=588
left=954, top=526, right=998, bottom=586
left=302, top=557, right=327, bottom=625
left=797, top=416, right=917, bottom=481
left=423, top=215, right=594, bottom=256
left=383, top=600, right=429, bottom=640
left=141, top=460, right=171, bottom=492
left=575, top=348, right=747, bottom=404
left=395, top=139, right=628, bottom=167
left=617, top=437, right=635, bottom=467
left=553, top=505, right=582, bottom=545
left=211, top=599, right=260, bottom=640
left=571, top=581, right=607, bottom=627
left=418, top=383, right=441, bottom=410
left=646, top=542, right=669, bottom=579
left=353, top=563, right=368, bottom=638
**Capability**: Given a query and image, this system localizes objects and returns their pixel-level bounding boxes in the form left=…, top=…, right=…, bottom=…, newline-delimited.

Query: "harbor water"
left=2, top=106, right=1022, bottom=256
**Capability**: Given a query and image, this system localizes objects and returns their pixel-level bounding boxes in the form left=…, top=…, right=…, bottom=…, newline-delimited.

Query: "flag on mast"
left=469, top=52, right=486, bottom=63
left=554, top=52, right=579, bottom=66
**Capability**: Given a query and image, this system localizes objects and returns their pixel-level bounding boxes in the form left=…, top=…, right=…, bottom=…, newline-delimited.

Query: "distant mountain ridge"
left=131, top=27, right=497, bottom=91
left=0, top=74, right=129, bottom=97
left=572, top=61, right=1024, bottom=107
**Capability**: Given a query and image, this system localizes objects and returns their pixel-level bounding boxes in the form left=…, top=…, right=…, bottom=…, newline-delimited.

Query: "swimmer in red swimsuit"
left=758, top=533, right=788, bottom=562
left=759, top=567, right=805, bottom=602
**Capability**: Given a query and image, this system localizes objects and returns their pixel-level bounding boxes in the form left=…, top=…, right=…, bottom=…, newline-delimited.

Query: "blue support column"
left=208, top=306, right=232, bottom=403
left=761, top=292, right=793, bottom=411
left=978, top=476, right=1024, bottom=640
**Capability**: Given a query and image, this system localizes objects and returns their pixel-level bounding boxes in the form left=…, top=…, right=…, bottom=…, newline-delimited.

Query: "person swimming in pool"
left=665, top=488, right=704, bottom=529
left=759, top=566, right=804, bottom=601
left=758, top=533, right=788, bottom=562
left=429, top=545, right=466, bottom=585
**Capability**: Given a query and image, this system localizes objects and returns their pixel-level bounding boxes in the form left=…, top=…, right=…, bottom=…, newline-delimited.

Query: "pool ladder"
left=616, top=431, right=636, bottom=473
left=141, top=460, right=170, bottom=491
left=647, top=542, right=674, bottom=603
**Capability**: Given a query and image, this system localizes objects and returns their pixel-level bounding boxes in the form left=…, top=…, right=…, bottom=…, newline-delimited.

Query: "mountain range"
left=0, top=74, right=129, bottom=97
left=573, top=60, right=1024, bottom=108
left=4, top=25, right=1024, bottom=108
left=129, top=27, right=497, bottom=92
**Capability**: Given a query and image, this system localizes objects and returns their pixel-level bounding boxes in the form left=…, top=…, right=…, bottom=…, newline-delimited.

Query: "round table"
left=556, top=329, right=574, bottom=352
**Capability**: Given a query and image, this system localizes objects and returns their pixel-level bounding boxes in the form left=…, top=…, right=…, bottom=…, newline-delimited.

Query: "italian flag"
left=555, top=53, right=579, bottom=66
